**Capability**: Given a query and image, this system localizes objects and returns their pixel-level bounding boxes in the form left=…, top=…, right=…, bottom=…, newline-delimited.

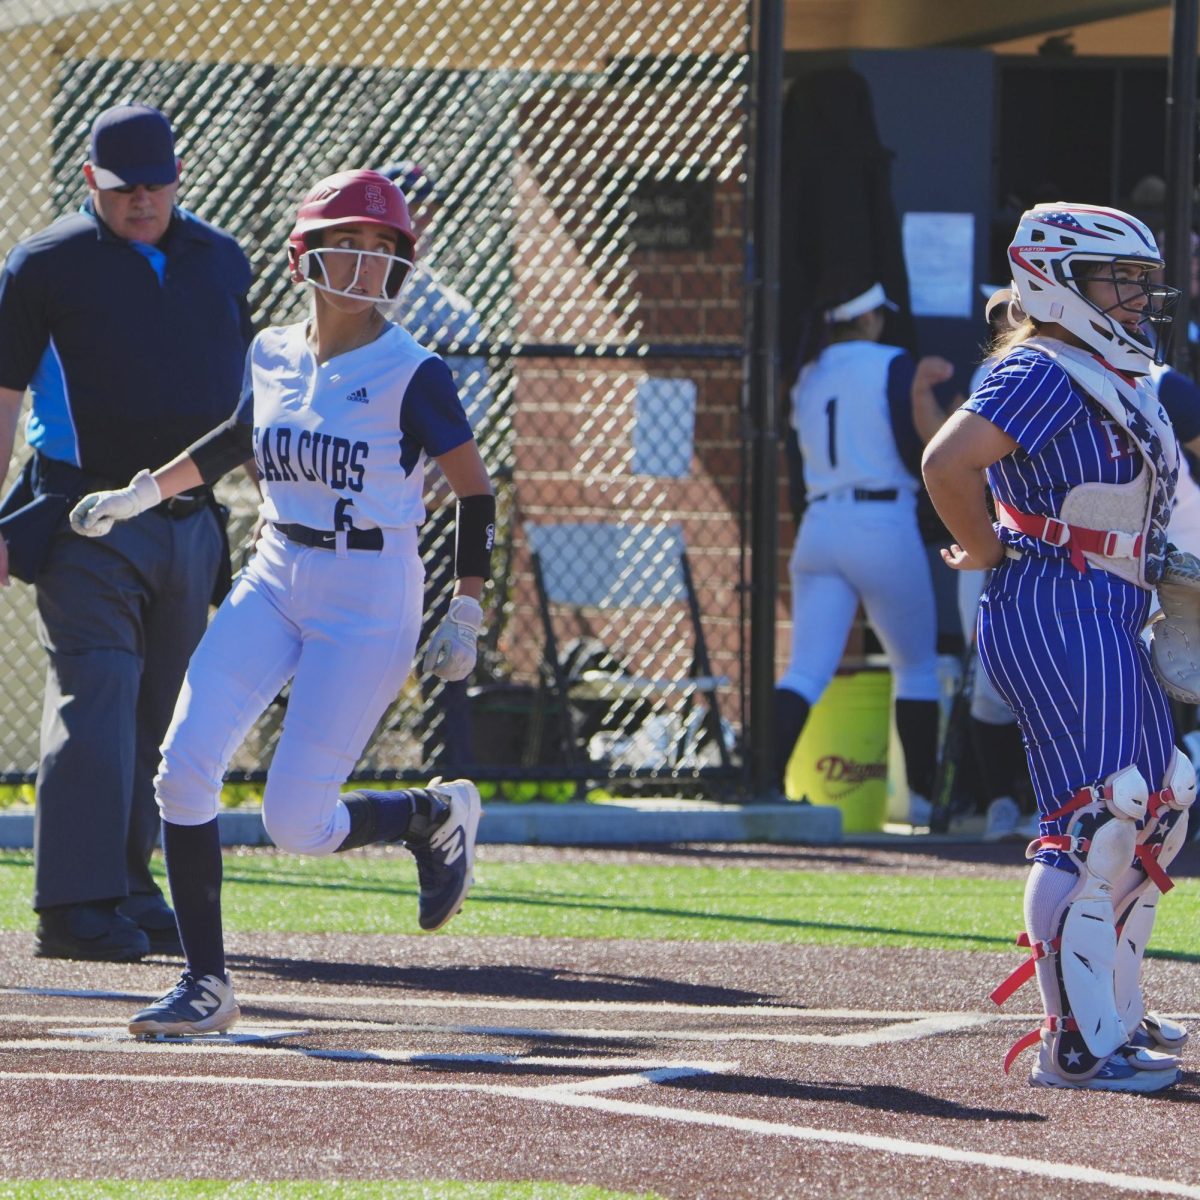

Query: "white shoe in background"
left=1016, top=811, right=1042, bottom=840
left=983, top=795, right=1020, bottom=842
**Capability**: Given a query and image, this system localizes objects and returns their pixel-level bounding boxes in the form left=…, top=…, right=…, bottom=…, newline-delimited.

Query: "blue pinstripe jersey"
left=966, top=344, right=1176, bottom=864
left=965, top=347, right=1143, bottom=564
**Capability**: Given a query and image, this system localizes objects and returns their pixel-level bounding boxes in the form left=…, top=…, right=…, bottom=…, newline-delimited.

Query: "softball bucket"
left=785, top=668, right=891, bottom=832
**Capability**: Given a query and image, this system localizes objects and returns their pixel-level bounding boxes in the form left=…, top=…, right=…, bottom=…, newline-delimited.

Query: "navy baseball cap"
left=88, top=105, right=178, bottom=189
left=378, top=161, right=437, bottom=204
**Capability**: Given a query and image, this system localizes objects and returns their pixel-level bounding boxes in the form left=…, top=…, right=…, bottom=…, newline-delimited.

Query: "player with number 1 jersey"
left=774, top=282, right=941, bottom=826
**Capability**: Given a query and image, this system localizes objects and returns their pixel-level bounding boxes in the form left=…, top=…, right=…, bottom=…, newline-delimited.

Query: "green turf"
left=1, top=847, right=1198, bottom=956
left=0, top=1184, right=664, bottom=1199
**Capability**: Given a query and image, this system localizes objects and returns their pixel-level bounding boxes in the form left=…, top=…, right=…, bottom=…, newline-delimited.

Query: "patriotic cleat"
left=128, top=971, right=240, bottom=1039
left=410, top=778, right=481, bottom=931
left=1030, top=1044, right=1180, bottom=1093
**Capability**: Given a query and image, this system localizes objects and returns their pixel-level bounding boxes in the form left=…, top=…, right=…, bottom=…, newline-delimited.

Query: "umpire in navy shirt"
left=0, top=104, right=252, bottom=961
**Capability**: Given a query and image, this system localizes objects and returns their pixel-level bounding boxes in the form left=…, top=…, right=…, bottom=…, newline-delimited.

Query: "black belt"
left=277, top=522, right=384, bottom=551
left=812, top=488, right=899, bottom=503
left=157, top=488, right=213, bottom=519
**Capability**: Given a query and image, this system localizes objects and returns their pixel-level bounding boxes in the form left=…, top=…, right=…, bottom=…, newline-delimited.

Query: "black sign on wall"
left=630, top=177, right=715, bottom=251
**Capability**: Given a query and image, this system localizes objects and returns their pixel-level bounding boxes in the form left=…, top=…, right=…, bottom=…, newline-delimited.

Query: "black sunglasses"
left=109, top=182, right=170, bottom=195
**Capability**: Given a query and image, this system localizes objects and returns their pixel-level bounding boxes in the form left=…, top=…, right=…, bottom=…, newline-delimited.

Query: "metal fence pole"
left=1166, top=0, right=1198, bottom=372
left=748, top=0, right=784, bottom=798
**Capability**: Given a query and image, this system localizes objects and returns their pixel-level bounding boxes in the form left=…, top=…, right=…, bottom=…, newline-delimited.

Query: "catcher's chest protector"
left=1025, top=339, right=1178, bottom=587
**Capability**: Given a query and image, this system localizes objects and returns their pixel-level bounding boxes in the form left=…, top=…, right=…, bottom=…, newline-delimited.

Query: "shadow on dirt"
left=225, top=952, right=780, bottom=1007
left=661, top=1072, right=1045, bottom=1122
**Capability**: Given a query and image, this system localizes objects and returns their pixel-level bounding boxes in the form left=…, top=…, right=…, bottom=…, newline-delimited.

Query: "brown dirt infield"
left=1, top=841, right=1199, bottom=1199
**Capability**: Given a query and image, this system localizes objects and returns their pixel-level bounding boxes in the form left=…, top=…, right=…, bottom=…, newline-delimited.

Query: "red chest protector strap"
left=995, top=499, right=1143, bottom=574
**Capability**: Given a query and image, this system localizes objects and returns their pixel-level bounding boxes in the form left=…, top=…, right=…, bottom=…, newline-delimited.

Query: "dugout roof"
left=787, top=0, right=1170, bottom=49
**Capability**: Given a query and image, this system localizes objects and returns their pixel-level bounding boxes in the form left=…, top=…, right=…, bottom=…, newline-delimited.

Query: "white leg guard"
left=1114, top=749, right=1195, bottom=1045
left=1040, top=766, right=1145, bottom=1084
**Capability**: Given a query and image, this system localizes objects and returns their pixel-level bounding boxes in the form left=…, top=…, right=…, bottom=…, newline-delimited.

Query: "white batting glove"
left=69, top=469, right=161, bottom=537
left=422, top=595, right=484, bottom=682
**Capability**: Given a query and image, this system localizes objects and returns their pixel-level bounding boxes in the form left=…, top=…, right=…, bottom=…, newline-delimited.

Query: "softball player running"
left=775, top=282, right=941, bottom=826
left=924, top=203, right=1194, bottom=1093
left=70, top=169, right=492, bottom=1037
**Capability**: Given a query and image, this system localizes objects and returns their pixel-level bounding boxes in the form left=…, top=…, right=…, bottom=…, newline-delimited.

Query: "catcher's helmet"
left=287, top=168, right=415, bottom=300
left=1007, top=202, right=1178, bottom=373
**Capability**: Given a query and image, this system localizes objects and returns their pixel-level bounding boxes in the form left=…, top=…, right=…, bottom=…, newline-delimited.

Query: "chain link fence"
left=0, top=0, right=752, bottom=794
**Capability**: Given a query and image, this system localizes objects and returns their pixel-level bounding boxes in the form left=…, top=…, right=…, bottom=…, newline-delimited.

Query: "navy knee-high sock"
left=773, top=688, right=811, bottom=792
left=161, top=818, right=225, bottom=981
left=894, top=698, right=940, bottom=801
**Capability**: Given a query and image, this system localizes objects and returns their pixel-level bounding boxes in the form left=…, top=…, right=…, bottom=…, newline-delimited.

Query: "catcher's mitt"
left=1150, top=548, right=1200, bottom=703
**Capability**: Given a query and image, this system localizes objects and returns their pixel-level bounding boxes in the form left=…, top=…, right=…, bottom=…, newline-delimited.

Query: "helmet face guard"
left=1056, top=255, right=1179, bottom=366
left=296, top=245, right=415, bottom=304
left=1008, top=203, right=1180, bottom=373
left=287, top=169, right=416, bottom=302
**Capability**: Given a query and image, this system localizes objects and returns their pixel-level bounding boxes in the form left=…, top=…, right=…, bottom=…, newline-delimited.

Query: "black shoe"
left=35, top=903, right=150, bottom=962
left=117, top=894, right=184, bottom=956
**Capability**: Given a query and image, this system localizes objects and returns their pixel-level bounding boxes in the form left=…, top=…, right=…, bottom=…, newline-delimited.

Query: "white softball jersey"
left=246, top=320, right=471, bottom=532
left=789, top=341, right=918, bottom=498
left=156, top=317, right=473, bottom=846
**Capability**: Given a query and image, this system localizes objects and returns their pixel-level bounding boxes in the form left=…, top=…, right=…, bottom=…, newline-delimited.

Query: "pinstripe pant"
left=977, top=552, right=1174, bottom=873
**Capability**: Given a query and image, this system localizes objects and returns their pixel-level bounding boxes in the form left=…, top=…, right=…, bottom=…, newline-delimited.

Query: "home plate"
left=50, top=1027, right=308, bottom=1044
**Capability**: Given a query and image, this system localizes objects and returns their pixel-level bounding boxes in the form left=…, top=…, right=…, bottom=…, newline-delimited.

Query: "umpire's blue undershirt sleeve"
left=886, top=352, right=922, bottom=477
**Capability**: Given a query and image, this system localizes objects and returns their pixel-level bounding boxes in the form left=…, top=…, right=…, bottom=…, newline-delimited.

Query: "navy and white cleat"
left=128, top=971, right=240, bottom=1039
left=411, top=778, right=481, bottom=931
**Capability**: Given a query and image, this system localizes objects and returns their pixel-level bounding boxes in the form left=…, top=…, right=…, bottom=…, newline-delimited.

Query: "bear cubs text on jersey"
left=254, top=424, right=368, bottom=493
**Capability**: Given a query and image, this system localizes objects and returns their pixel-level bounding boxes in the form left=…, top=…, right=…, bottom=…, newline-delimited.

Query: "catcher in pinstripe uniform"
left=924, top=202, right=1197, bottom=1093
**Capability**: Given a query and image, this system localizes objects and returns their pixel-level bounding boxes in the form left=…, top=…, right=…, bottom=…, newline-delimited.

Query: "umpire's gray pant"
left=32, top=507, right=221, bottom=911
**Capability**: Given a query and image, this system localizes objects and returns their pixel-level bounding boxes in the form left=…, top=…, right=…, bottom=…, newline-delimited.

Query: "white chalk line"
left=0, top=1066, right=1196, bottom=1198
left=0, top=1011, right=996, bottom=1047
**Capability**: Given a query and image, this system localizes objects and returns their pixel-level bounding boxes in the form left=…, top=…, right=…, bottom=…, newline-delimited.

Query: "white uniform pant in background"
left=155, top=523, right=424, bottom=855
left=779, top=493, right=940, bottom=703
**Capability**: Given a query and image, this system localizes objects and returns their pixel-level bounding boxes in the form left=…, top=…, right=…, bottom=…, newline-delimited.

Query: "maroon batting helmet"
left=287, top=169, right=415, bottom=297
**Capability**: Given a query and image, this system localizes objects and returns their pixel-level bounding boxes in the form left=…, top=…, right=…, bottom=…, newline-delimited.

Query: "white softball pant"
left=154, top=522, right=424, bottom=855
left=779, top=493, right=939, bottom=703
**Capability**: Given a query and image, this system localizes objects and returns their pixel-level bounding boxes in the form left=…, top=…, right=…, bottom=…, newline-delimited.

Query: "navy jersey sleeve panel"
left=1157, top=368, right=1200, bottom=443
left=0, top=241, right=50, bottom=392
left=885, top=351, right=922, bottom=477
left=400, top=355, right=474, bottom=459
left=963, top=348, right=1079, bottom=457
left=0, top=208, right=253, bottom=483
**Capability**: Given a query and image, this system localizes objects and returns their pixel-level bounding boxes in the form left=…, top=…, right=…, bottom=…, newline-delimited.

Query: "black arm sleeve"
left=188, top=417, right=254, bottom=484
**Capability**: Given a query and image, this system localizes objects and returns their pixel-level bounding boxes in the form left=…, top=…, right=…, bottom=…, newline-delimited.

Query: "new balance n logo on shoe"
left=438, top=826, right=466, bottom=865
left=345, top=387, right=369, bottom=404
left=190, top=987, right=222, bottom=1017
